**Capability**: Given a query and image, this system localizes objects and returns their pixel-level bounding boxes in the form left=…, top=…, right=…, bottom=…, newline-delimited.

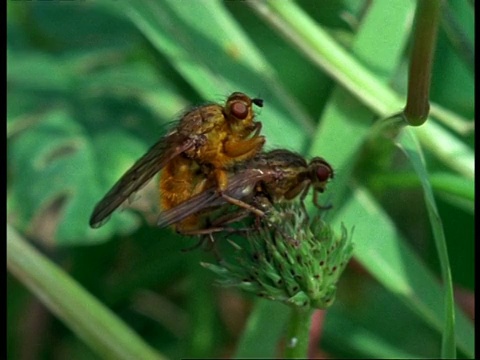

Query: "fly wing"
left=156, top=187, right=220, bottom=229
left=89, top=131, right=198, bottom=228
left=157, top=168, right=271, bottom=228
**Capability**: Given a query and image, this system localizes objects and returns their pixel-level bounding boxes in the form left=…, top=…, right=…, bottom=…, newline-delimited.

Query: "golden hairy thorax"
left=159, top=93, right=265, bottom=231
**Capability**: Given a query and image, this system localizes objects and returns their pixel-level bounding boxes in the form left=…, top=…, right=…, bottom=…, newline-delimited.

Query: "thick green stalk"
left=284, top=307, right=314, bottom=359
left=404, top=0, right=442, bottom=125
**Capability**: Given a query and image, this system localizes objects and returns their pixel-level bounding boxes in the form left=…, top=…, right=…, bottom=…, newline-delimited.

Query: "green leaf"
left=396, top=129, right=456, bottom=358
left=331, top=188, right=473, bottom=358
left=7, top=225, right=165, bottom=360
left=234, top=299, right=290, bottom=358
left=8, top=108, right=140, bottom=244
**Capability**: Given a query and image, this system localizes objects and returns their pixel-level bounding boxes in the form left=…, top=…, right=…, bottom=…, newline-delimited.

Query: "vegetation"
left=7, top=1, right=473, bottom=359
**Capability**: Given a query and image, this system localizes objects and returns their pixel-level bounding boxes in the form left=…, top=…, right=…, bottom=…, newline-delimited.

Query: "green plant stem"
left=404, top=0, right=442, bottom=125
left=284, top=307, right=314, bottom=359
left=247, top=0, right=473, bottom=180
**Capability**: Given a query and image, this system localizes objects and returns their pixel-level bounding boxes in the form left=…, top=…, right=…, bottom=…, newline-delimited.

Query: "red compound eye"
left=316, top=164, right=332, bottom=182
left=230, top=101, right=249, bottom=119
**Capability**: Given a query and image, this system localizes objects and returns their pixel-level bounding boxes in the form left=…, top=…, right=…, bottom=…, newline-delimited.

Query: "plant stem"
left=404, top=0, right=442, bottom=125
left=284, top=307, right=314, bottom=359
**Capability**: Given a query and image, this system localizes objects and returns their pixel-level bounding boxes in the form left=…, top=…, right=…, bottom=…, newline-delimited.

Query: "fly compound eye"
left=230, top=101, right=249, bottom=119
left=310, top=158, right=333, bottom=182
left=316, top=164, right=332, bottom=182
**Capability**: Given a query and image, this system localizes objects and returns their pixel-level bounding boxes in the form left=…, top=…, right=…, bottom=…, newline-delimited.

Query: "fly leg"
left=223, top=135, right=265, bottom=161
left=220, top=193, right=265, bottom=217
left=213, top=168, right=266, bottom=218
left=178, top=210, right=253, bottom=259
left=312, top=190, right=333, bottom=211
left=179, top=233, right=222, bottom=261
left=209, top=208, right=255, bottom=234
left=179, top=209, right=253, bottom=238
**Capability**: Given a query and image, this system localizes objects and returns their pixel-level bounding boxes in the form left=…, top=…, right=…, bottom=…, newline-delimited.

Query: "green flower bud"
left=202, top=203, right=354, bottom=309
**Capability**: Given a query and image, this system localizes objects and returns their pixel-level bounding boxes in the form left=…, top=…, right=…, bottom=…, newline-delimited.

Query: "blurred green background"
left=7, top=1, right=474, bottom=359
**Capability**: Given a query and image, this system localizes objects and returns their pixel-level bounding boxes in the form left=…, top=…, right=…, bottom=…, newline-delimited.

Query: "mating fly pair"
left=89, top=92, right=334, bottom=240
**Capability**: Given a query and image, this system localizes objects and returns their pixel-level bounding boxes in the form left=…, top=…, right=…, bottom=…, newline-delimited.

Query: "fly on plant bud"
left=89, top=92, right=265, bottom=231
left=156, top=149, right=334, bottom=235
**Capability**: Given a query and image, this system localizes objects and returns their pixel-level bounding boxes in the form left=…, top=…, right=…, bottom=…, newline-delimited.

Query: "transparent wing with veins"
left=89, top=131, right=198, bottom=228
left=156, top=168, right=272, bottom=228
